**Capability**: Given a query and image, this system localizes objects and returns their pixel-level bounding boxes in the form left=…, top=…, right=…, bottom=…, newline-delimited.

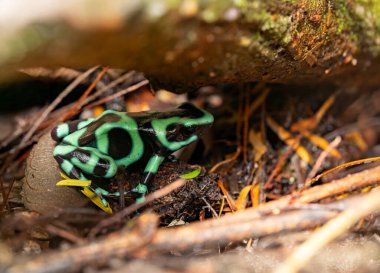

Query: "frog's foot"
left=128, top=154, right=165, bottom=204
left=81, top=186, right=113, bottom=214
left=56, top=172, right=91, bottom=187
left=167, top=154, right=178, bottom=163
left=132, top=183, right=148, bottom=203
left=57, top=173, right=112, bottom=214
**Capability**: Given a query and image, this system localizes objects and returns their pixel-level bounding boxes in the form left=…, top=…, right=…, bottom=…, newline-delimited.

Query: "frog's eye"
left=177, top=126, right=196, bottom=142
left=166, top=124, right=195, bottom=142
left=180, top=126, right=196, bottom=137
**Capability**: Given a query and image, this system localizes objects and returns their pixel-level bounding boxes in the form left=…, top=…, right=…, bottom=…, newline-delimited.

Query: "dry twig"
left=304, top=136, right=342, bottom=188
left=144, top=165, right=380, bottom=254
left=274, top=188, right=380, bottom=273
left=5, top=213, right=159, bottom=273
left=84, top=79, right=149, bottom=110
left=19, top=67, right=99, bottom=147
left=147, top=205, right=339, bottom=253
left=89, top=179, right=186, bottom=238
left=144, top=166, right=380, bottom=253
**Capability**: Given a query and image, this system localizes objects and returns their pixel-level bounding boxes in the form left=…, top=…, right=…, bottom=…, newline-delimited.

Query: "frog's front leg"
left=133, top=154, right=165, bottom=202
left=53, top=143, right=118, bottom=180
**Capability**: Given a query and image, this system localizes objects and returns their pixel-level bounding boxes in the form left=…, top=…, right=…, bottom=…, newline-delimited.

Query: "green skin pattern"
left=51, top=103, right=214, bottom=204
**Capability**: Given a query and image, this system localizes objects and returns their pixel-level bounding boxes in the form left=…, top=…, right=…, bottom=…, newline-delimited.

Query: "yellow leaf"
left=81, top=187, right=112, bottom=214
left=249, top=88, right=270, bottom=116
left=302, top=131, right=341, bottom=159
left=345, top=131, right=368, bottom=152
left=250, top=184, right=261, bottom=208
left=291, top=95, right=335, bottom=132
left=218, top=179, right=237, bottom=211
left=249, top=129, right=267, bottom=162
left=236, top=185, right=252, bottom=211
left=266, top=116, right=312, bottom=164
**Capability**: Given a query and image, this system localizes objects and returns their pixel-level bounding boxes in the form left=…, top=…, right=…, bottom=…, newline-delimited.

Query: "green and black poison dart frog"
left=51, top=103, right=214, bottom=213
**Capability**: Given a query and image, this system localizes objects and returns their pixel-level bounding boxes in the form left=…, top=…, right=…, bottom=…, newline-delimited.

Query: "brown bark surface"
left=0, top=0, right=380, bottom=91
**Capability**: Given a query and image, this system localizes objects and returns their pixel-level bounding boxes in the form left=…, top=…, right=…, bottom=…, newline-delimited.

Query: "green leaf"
left=179, top=168, right=202, bottom=179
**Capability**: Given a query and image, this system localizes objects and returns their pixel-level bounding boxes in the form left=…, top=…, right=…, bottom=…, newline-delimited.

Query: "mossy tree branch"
left=1, top=0, right=380, bottom=91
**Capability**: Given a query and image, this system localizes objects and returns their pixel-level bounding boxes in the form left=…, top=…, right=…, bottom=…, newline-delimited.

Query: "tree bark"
left=1, top=0, right=380, bottom=91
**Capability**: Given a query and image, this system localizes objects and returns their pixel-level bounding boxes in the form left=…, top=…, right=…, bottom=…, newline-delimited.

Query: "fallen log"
left=0, top=0, right=380, bottom=91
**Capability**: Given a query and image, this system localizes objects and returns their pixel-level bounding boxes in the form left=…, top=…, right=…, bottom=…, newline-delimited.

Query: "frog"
left=51, top=103, right=214, bottom=213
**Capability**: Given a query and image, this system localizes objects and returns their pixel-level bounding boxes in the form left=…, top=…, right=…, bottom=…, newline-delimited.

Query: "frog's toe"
left=56, top=179, right=92, bottom=187
left=132, top=183, right=148, bottom=195
left=81, top=187, right=113, bottom=214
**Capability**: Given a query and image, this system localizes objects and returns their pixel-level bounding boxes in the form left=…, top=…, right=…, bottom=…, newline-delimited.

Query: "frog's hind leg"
left=54, top=150, right=88, bottom=180
left=51, top=119, right=94, bottom=141
left=53, top=144, right=118, bottom=179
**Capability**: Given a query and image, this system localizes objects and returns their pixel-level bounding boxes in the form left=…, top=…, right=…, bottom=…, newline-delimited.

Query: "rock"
left=22, top=133, right=88, bottom=214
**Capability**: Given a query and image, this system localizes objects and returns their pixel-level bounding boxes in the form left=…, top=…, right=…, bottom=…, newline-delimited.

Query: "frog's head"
left=151, top=103, right=214, bottom=151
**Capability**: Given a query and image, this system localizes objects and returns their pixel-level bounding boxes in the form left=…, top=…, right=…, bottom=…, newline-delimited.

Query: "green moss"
left=198, top=0, right=237, bottom=23
left=0, top=25, right=48, bottom=63
left=352, top=0, right=380, bottom=56
left=237, top=1, right=294, bottom=47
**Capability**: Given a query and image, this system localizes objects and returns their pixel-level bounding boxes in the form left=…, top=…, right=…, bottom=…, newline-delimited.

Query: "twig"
left=84, top=71, right=137, bottom=105
left=193, top=165, right=380, bottom=228
left=142, top=166, right=380, bottom=253
left=89, top=179, right=186, bottom=238
left=148, top=207, right=339, bottom=253
left=6, top=213, right=159, bottom=273
left=6, top=170, right=380, bottom=272
left=324, top=117, right=380, bottom=140
left=266, top=117, right=312, bottom=164
left=263, top=138, right=300, bottom=189
left=304, top=136, right=342, bottom=188
left=60, top=67, right=108, bottom=121
left=146, top=188, right=380, bottom=253
left=248, top=87, right=269, bottom=117
left=273, top=189, right=380, bottom=273
left=45, top=224, right=86, bottom=244
left=243, top=91, right=250, bottom=162
left=236, top=90, right=244, bottom=147
left=307, top=156, right=380, bottom=186
left=0, top=67, right=98, bottom=211
left=84, top=79, right=149, bottom=110
left=218, top=179, right=237, bottom=211
left=209, top=146, right=241, bottom=173
left=202, top=197, right=219, bottom=218
left=19, top=66, right=99, bottom=148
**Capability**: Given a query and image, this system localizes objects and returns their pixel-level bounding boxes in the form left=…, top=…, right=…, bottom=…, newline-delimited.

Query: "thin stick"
left=304, top=136, right=342, bottom=188
left=148, top=207, right=339, bottom=253
left=84, top=79, right=149, bottom=110
left=60, top=67, right=108, bottom=121
left=236, top=90, right=244, bottom=147
left=263, top=139, right=300, bottom=189
left=243, top=91, right=250, bottom=162
left=0, top=67, right=98, bottom=211
left=89, top=179, right=186, bottom=238
left=273, top=189, right=380, bottom=273
left=19, top=66, right=98, bottom=147
left=307, top=156, right=380, bottom=186
left=84, top=71, right=136, bottom=104
left=209, top=146, right=241, bottom=173
left=7, top=213, right=159, bottom=273
left=194, top=165, right=380, bottom=228
left=45, top=224, right=86, bottom=244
